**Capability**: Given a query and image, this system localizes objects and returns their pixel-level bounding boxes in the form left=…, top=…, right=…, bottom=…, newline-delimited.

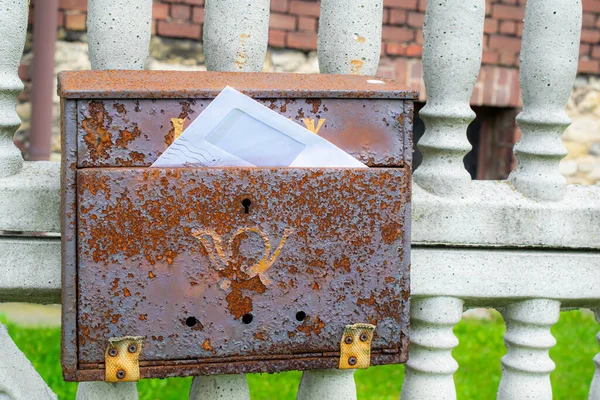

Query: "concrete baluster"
left=76, top=382, right=138, bottom=400
left=412, top=0, right=484, bottom=197
left=297, top=369, right=357, bottom=400
left=0, top=324, right=57, bottom=399
left=497, top=300, right=560, bottom=399
left=0, top=0, right=27, bottom=177
left=199, top=0, right=269, bottom=393
left=301, top=2, right=383, bottom=391
left=87, top=0, right=152, bottom=70
left=509, top=0, right=582, bottom=201
left=317, top=0, right=383, bottom=75
left=588, top=309, right=600, bottom=400
left=189, top=375, right=250, bottom=400
left=78, top=1, right=152, bottom=397
left=401, top=297, right=464, bottom=399
left=204, top=0, right=270, bottom=72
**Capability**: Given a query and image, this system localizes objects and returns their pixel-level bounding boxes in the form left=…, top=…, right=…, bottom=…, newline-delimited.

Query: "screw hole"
left=186, top=316, right=197, bottom=327
left=242, top=198, right=252, bottom=214
left=242, top=313, right=253, bottom=324
left=296, top=311, right=306, bottom=321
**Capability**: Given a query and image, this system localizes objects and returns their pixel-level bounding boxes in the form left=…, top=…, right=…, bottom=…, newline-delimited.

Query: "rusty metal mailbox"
left=60, top=71, right=416, bottom=382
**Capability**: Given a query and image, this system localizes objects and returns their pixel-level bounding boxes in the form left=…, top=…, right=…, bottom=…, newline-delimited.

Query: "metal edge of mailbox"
left=58, top=71, right=420, bottom=100
left=402, top=101, right=415, bottom=169
left=70, top=351, right=408, bottom=381
left=61, top=98, right=80, bottom=381
left=60, top=76, right=415, bottom=380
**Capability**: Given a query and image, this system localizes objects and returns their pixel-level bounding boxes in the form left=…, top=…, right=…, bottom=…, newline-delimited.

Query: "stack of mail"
left=152, top=87, right=365, bottom=169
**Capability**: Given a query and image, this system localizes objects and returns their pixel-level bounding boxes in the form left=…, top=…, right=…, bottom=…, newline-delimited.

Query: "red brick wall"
left=37, top=0, right=600, bottom=76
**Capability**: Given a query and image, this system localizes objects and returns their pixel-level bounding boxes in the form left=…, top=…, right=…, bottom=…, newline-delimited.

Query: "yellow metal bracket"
left=105, top=336, right=143, bottom=382
left=338, top=323, right=376, bottom=370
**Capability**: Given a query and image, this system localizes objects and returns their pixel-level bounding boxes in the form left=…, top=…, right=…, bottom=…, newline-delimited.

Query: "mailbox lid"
left=74, top=167, right=410, bottom=370
left=58, top=70, right=419, bottom=100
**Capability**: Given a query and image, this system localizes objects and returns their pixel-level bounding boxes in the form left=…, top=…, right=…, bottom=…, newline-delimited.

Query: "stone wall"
left=561, top=77, right=600, bottom=185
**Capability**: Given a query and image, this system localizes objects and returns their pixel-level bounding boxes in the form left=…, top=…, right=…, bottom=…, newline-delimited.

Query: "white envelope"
left=152, top=86, right=366, bottom=168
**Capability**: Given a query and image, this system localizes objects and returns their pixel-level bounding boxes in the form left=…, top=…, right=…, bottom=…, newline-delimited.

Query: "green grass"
left=2, top=310, right=598, bottom=399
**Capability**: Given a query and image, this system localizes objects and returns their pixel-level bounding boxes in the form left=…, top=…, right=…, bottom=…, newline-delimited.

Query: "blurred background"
left=14, top=0, right=600, bottom=183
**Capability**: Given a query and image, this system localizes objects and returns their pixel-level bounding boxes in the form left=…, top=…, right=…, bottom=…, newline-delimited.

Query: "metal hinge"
left=338, top=323, right=376, bottom=370
left=104, top=336, right=143, bottom=382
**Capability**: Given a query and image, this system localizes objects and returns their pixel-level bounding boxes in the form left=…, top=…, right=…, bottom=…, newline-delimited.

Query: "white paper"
left=152, top=87, right=366, bottom=168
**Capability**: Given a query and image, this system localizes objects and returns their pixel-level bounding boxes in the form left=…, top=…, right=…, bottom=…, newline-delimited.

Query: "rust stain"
left=305, top=99, right=322, bottom=114
left=130, top=151, right=145, bottom=163
left=297, top=316, right=325, bottom=336
left=381, top=222, right=401, bottom=245
left=225, top=275, right=266, bottom=320
left=202, top=339, right=216, bottom=354
left=81, top=101, right=113, bottom=161
left=115, top=126, right=142, bottom=148
left=354, top=35, right=366, bottom=43
left=113, top=103, right=126, bottom=115
left=235, top=34, right=251, bottom=70
left=350, top=60, right=365, bottom=75
left=334, top=255, right=351, bottom=273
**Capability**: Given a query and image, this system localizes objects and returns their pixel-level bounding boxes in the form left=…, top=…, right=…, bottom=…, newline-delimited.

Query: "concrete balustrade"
left=0, top=0, right=599, bottom=399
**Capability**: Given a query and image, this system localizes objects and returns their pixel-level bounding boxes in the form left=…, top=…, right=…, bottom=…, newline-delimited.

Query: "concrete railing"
left=0, top=0, right=599, bottom=399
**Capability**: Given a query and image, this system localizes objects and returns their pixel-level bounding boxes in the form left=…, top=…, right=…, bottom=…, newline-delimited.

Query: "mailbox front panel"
left=61, top=71, right=415, bottom=381
left=75, top=167, right=409, bottom=374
